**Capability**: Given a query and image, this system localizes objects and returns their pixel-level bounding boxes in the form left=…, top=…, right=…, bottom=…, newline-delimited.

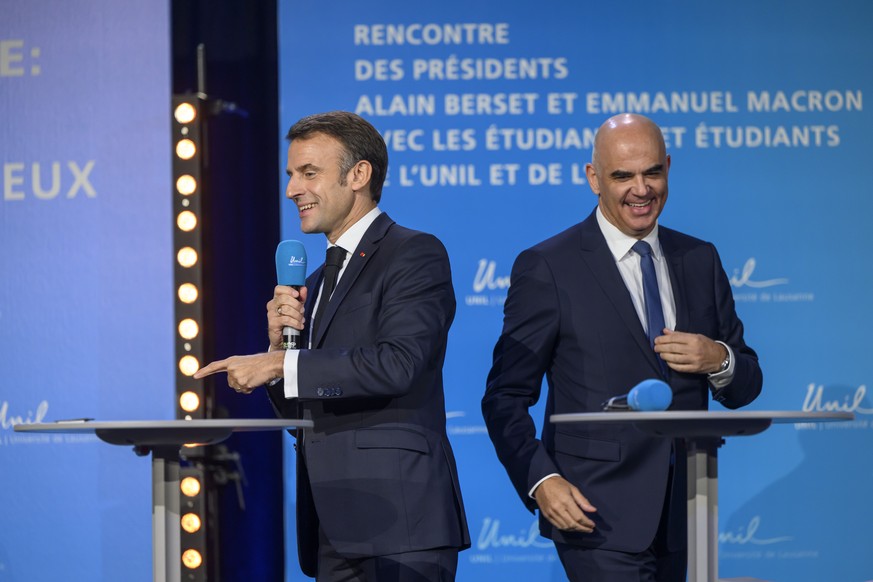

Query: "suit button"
left=316, top=387, right=324, bottom=397
left=335, top=387, right=343, bottom=396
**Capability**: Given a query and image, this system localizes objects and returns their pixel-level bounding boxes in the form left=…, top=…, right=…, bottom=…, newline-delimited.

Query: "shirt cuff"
left=528, top=473, right=561, bottom=499
left=283, top=349, right=300, bottom=399
left=707, top=341, right=735, bottom=389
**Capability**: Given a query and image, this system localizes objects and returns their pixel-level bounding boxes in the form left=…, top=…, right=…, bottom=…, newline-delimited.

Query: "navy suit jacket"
left=482, top=209, right=762, bottom=553
left=269, top=213, right=470, bottom=576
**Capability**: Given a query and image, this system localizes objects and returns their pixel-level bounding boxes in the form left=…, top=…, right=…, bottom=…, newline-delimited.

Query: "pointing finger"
left=193, top=359, right=228, bottom=379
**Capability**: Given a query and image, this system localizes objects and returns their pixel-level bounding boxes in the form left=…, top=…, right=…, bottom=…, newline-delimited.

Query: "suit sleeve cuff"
left=528, top=473, right=561, bottom=499
left=708, top=341, right=735, bottom=401
left=283, top=349, right=300, bottom=399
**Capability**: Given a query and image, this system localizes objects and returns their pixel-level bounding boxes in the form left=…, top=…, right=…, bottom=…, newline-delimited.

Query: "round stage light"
left=177, top=211, right=197, bottom=232
left=180, top=477, right=201, bottom=497
left=181, top=549, right=203, bottom=569
left=181, top=513, right=202, bottom=534
left=179, top=355, right=199, bottom=376
left=178, top=318, right=199, bottom=340
left=177, top=247, right=198, bottom=268
left=174, top=102, right=197, bottom=124
left=176, top=139, right=196, bottom=160
left=178, top=283, right=199, bottom=304
left=176, top=174, right=197, bottom=195
left=179, top=391, right=200, bottom=413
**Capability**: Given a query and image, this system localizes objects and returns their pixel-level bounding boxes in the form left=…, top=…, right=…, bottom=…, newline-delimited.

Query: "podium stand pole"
left=151, top=447, right=182, bottom=582
left=688, top=438, right=722, bottom=582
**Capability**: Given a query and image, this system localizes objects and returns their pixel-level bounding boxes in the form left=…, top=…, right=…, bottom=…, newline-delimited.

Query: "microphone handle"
left=282, top=328, right=301, bottom=350
left=281, top=285, right=303, bottom=350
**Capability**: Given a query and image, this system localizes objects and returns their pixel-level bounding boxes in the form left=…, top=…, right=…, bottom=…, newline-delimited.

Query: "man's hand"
left=266, top=286, right=308, bottom=351
left=193, top=351, right=285, bottom=394
left=654, top=329, right=726, bottom=374
left=533, top=475, right=597, bottom=533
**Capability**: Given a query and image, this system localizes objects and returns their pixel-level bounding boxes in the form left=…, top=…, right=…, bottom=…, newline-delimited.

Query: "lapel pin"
left=359, top=252, right=366, bottom=257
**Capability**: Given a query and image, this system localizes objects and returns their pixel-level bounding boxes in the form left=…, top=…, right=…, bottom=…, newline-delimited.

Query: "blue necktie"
left=633, top=240, right=668, bottom=377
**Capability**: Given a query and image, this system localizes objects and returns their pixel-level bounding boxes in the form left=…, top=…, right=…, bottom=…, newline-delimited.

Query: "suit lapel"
left=577, top=211, right=665, bottom=376
left=659, top=228, right=690, bottom=332
left=311, top=213, right=393, bottom=347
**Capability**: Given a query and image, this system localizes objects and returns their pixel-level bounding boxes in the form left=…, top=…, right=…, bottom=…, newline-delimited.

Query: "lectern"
left=15, top=418, right=312, bottom=582
left=549, top=410, right=853, bottom=582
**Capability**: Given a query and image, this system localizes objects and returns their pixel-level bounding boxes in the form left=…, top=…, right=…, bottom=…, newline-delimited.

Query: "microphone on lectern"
left=602, top=379, right=673, bottom=411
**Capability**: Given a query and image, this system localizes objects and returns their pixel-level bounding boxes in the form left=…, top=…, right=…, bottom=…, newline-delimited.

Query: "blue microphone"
left=602, top=379, right=672, bottom=411
left=275, top=240, right=307, bottom=349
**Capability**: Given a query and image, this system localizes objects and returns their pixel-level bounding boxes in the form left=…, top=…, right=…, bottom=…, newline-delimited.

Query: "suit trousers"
left=554, top=459, right=687, bottom=582
left=316, top=526, right=459, bottom=582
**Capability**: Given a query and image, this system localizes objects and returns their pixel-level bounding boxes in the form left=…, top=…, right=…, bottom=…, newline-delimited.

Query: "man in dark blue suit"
left=196, top=111, right=469, bottom=581
left=481, top=113, right=762, bottom=581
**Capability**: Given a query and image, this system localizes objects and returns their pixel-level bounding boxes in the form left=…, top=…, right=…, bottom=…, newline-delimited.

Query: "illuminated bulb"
left=174, top=102, right=197, bottom=124
left=180, top=476, right=201, bottom=497
left=178, top=283, right=199, bottom=304
left=179, top=391, right=200, bottom=412
left=181, top=549, right=203, bottom=569
left=176, top=139, right=196, bottom=160
left=179, top=355, right=199, bottom=376
left=177, top=210, right=197, bottom=232
left=178, top=318, right=199, bottom=340
left=181, top=513, right=202, bottom=533
left=177, top=247, right=198, bottom=268
left=176, top=174, right=197, bottom=195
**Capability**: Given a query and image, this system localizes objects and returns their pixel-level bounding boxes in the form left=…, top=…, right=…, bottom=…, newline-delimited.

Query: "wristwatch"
left=718, top=350, right=730, bottom=373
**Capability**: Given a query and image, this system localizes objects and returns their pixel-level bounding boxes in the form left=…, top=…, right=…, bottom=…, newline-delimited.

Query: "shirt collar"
left=331, top=206, right=382, bottom=257
left=595, top=205, right=662, bottom=262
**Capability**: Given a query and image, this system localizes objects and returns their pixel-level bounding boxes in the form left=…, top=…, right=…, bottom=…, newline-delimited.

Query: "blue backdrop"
left=278, top=1, right=873, bottom=580
left=0, top=1, right=173, bottom=580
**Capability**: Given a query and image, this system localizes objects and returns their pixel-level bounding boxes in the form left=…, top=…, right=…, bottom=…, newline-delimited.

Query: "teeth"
left=299, top=203, right=316, bottom=211
left=628, top=200, right=651, bottom=208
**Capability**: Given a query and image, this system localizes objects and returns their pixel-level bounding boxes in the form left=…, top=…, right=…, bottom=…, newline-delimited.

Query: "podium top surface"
left=550, top=410, right=853, bottom=439
left=13, top=418, right=312, bottom=447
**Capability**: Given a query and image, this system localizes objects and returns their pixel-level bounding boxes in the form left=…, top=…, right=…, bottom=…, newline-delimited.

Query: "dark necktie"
left=312, top=245, right=346, bottom=342
left=633, top=240, right=668, bottom=377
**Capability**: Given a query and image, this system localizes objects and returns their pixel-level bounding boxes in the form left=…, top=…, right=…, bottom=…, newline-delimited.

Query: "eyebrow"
left=286, top=163, right=320, bottom=177
left=609, top=164, right=664, bottom=180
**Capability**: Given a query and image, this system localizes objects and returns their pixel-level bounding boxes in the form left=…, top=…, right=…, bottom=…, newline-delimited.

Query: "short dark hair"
left=286, top=111, right=388, bottom=203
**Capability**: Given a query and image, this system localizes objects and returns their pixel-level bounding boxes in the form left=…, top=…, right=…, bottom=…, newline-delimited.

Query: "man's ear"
left=584, top=162, right=600, bottom=196
left=348, top=160, right=373, bottom=193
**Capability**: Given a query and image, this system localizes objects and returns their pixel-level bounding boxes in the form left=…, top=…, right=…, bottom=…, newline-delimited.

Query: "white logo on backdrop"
left=446, top=409, right=488, bottom=436
left=466, top=259, right=510, bottom=308
left=477, top=517, right=553, bottom=550
left=802, top=383, right=873, bottom=414
left=1, top=399, right=50, bottom=446
left=730, top=258, right=789, bottom=288
left=796, top=383, right=873, bottom=430
left=730, top=258, right=813, bottom=303
left=467, top=518, right=557, bottom=565
left=1, top=399, right=48, bottom=430
left=719, top=516, right=794, bottom=545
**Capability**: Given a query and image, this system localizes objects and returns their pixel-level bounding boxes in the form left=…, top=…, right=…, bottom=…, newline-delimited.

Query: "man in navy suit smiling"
left=482, top=113, right=762, bottom=582
left=197, top=111, right=469, bottom=581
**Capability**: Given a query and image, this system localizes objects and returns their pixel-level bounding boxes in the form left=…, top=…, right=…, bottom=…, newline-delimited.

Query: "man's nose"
left=286, top=177, right=302, bottom=199
left=632, top=175, right=649, bottom=196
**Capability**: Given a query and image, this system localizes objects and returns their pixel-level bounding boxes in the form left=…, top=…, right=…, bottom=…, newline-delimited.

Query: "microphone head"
left=276, top=240, right=307, bottom=286
left=627, top=379, right=673, bottom=411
